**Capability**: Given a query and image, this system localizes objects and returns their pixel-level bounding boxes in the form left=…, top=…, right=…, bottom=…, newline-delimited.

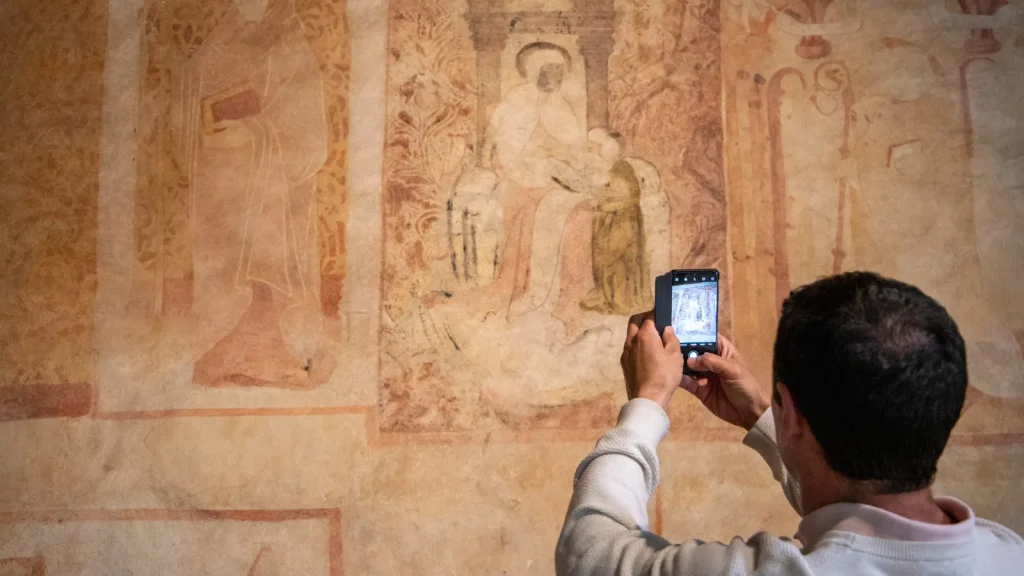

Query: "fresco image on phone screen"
left=671, top=281, right=717, bottom=344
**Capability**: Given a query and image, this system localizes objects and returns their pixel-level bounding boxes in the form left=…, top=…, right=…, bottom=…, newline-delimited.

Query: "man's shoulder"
left=741, top=531, right=806, bottom=559
left=974, top=517, right=1024, bottom=552
left=973, top=516, right=1024, bottom=574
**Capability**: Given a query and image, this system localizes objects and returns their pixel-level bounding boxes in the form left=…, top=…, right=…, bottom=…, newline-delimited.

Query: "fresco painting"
left=0, top=0, right=1021, bottom=572
left=379, top=0, right=726, bottom=434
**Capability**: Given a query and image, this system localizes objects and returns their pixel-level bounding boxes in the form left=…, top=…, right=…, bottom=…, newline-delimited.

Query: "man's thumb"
left=688, top=352, right=733, bottom=376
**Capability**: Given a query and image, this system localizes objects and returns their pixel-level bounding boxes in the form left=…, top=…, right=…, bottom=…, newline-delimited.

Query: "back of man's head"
left=773, top=272, right=968, bottom=494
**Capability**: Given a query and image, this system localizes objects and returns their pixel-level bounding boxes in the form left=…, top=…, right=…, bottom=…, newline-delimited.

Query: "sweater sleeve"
left=556, top=399, right=767, bottom=576
left=741, top=408, right=803, bottom=515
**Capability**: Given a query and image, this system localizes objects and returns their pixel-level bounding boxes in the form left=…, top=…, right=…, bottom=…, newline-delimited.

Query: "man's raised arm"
left=555, top=317, right=773, bottom=575
left=556, top=396, right=768, bottom=576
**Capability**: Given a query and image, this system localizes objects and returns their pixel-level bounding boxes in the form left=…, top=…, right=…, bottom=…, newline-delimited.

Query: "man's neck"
left=802, top=472, right=952, bottom=525
left=856, top=489, right=953, bottom=525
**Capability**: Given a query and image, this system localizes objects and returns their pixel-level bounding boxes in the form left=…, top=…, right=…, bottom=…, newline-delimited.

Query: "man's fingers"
left=625, top=320, right=640, bottom=347
left=716, top=333, right=732, bottom=355
left=635, top=318, right=668, bottom=351
left=687, top=353, right=712, bottom=372
left=680, top=375, right=709, bottom=395
left=625, top=314, right=644, bottom=347
left=716, top=333, right=747, bottom=365
left=687, top=352, right=736, bottom=377
left=662, top=325, right=680, bottom=350
left=638, top=317, right=660, bottom=340
left=625, top=311, right=653, bottom=347
left=637, top=311, right=655, bottom=325
left=627, top=313, right=645, bottom=332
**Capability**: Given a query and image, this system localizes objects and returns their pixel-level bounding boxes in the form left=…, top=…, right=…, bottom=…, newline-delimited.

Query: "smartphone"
left=655, top=269, right=720, bottom=375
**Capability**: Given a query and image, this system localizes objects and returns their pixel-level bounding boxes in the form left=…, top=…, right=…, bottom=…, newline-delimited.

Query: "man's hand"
left=620, top=313, right=683, bottom=411
left=681, top=334, right=770, bottom=430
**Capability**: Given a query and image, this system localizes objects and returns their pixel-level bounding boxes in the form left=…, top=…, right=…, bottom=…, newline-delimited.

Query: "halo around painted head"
left=516, top=42, right=573, bottom=80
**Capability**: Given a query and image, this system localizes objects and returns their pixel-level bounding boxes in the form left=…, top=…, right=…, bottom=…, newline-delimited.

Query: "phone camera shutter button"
left=688, top=351, right=699, bottom=359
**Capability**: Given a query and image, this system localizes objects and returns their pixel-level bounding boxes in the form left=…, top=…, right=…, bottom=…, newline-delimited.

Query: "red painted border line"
left=949, top=433, right=1024, bottom=447
left=0, top=508, right=337, bottom=524
left=373, top=424, right=744, bottom=446
left=374, top=427, right=606, bottom=446
left=373, top=426, right=1024, bottom=447
left=75, top=400, right=1024, bottom=449
left=0, top=557, right=44, bottom=575
left=652, top=489, right=664, bottom=535
left=92, top=406, right=373, bottom=420
left=328, top=508, right=343, bottom=576
left=0, top=383, right=91, bottom=422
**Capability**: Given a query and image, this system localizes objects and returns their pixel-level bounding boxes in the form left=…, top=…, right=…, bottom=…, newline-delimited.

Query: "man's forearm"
left=556, top=399, right=672, bottom=575
left=556, top=402, right=804, bottom=575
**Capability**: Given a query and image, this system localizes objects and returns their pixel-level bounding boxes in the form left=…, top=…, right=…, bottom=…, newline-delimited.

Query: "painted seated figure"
left=444, top=44, right=669, bottom=332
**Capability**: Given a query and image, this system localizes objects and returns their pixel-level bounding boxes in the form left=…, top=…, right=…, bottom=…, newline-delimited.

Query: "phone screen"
left=671, top=277, right=718, bottom=346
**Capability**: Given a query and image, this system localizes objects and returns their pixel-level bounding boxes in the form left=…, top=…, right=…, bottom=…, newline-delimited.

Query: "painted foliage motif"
left=0, top=0, right=105, bottom=390
left=380, top=0, right=726, bottom=433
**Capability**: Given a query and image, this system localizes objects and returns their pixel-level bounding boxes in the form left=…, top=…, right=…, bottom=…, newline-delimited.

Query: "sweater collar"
left=796, top=496, right=976, bottom=548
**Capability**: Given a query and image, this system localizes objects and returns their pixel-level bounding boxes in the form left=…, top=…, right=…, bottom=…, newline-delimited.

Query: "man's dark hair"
left=773, top=271, right=968, bottom=494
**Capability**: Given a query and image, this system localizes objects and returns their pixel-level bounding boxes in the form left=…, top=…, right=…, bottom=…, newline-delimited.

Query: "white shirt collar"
left=797, top=496, right=976, bottom=548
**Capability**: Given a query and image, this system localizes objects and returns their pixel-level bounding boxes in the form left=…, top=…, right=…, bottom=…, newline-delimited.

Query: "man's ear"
left=774, top=382, right=804, bottom=447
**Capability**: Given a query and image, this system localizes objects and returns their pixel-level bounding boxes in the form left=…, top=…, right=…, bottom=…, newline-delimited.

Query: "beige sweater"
left=556, top=398, right=1024, bottom=575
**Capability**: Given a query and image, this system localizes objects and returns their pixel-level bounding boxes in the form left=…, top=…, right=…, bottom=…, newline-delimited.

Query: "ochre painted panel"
left=0, top=0, right=106, bottom=413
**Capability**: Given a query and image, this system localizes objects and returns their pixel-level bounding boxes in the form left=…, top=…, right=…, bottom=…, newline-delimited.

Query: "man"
left=556, top=272, right=1024, bottom=574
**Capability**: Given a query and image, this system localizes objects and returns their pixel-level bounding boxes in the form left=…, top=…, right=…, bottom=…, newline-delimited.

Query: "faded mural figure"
left=482, top=42, right=586, bottom=312
left=381, top=0, right=722, bottom=432
left=450, top=42, right=661, bottom=320
left=961, top=55, right=1024, bottom=397
left=579, top=150, right=652, bottom=315
left=174, top=0, right=333, bottom=389
left=848, top=46, right=1024, bottom=399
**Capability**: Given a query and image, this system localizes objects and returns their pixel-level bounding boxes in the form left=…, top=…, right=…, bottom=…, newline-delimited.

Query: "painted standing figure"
left=174, top=0, right=333, bottom=388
